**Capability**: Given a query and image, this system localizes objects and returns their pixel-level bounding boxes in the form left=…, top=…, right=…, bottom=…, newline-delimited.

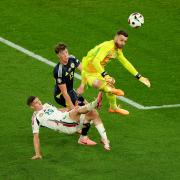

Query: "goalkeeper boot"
left=110, top=88, right=124, bottom=96
left=109, top=105, right=129, bottom=115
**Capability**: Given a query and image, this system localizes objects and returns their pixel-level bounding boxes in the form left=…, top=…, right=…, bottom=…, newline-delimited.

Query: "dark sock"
left=81, top=123, right=91, bottom=136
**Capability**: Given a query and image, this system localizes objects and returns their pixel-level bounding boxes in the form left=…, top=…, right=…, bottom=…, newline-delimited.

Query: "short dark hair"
left=116, top=30, right=128, bottom=37
left=27, top=96, right=36, bottom=106
left=55, top=43, right=67, bottom=54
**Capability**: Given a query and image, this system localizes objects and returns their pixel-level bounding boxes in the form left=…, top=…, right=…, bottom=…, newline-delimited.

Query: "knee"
left=88, top=109, right=99, bottom=118
left=93, top=80, right=104, bottom=89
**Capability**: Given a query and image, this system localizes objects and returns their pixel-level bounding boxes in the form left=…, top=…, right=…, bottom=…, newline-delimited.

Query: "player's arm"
left=58, top=84, right=75, bottom=109
left=118, top=52, right=150, bottom=87
left=32, top=133, right=42, bottom=160
left=76, top=83, right=85, bottom=95
left=77, top=62, right=82, bottom=71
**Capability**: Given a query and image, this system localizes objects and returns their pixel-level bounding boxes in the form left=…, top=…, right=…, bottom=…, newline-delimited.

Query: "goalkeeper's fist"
left=104, top=75, right=115, bottom=85
left=139, top=76, right=151, bottom=87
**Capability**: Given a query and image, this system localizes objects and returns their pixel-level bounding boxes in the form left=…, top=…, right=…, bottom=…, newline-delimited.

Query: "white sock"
left=86, top=99, right=97, bottom=111
left=95, top=123, right=108, bottom=142
left=80, top=135, right=87, bottom=139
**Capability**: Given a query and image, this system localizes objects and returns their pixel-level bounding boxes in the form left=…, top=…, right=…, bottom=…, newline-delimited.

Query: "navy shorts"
left=54, top=89, right=85, bottom=107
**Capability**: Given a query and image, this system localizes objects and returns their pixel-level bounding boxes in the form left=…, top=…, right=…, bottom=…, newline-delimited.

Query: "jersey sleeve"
left=53, top=64, right=66, bottom=85
left=70, top=55, right=80, bottom=67
left=91, top=45, right=110, bottom=74
left=32, top=115, right=40, bottom=134
left=117, top=50, right=138, bottom=76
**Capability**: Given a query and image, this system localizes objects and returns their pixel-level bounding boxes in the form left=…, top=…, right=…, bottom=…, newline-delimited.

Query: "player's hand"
left=31, top=155, right=42, bottom=160
left=139, top=76, right=151, bottom=87
left=104, top=75, right=115, bottom=84
left=76, top=84, right=84, bottom=95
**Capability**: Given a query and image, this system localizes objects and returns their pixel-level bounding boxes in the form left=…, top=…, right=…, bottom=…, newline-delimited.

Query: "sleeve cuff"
left=101, top=71, right=108, bottom=77
left=135, top=73, right=142, bottom=79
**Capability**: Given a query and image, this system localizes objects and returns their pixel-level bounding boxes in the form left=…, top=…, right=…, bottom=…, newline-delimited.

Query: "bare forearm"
left=33, top=134, right=41, bottom=156
left=63, top=93, right=75, bottom=109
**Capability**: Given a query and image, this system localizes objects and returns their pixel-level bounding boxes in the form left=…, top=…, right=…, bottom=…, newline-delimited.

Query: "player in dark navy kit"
left=53, top=44, right=83, bottom=109
left=53, top=43, right=109, bottom=148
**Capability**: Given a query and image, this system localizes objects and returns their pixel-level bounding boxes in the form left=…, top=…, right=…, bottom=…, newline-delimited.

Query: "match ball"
left=128, top=12, right=144, bottom=28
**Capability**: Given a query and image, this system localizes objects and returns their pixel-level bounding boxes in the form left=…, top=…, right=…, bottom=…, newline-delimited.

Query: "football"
left=128, top=12, right=144, bottom=28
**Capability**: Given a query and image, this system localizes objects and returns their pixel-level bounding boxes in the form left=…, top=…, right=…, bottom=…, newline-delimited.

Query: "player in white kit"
left=27, top=92, right=110, bottom=160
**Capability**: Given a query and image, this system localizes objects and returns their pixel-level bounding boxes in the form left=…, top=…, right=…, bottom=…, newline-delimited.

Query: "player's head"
left=114, top=30, right=128, bottom=49
left=27, top=96, right=43, bottom=111
left=55, top=43, right=69, bottom=64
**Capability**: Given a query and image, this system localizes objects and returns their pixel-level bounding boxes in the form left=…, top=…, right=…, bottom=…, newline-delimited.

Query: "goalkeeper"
left=77, top=30, right=150, bottom=115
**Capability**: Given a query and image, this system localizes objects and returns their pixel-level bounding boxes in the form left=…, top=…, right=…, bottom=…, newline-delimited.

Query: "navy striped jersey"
left=53, top=55, right=80, bottom=94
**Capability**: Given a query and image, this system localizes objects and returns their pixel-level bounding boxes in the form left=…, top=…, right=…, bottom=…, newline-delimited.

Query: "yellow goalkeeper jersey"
left=82, top=40, right=138, bottom=76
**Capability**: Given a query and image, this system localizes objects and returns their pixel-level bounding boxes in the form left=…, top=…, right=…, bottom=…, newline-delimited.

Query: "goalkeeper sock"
left=106, top=92, right=117, bottom=109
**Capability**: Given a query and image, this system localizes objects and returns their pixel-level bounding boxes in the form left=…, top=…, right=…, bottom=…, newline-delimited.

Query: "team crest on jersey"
left=57, top=78, right=62, bottom=83
left=71, top=63, right=75, bottom=68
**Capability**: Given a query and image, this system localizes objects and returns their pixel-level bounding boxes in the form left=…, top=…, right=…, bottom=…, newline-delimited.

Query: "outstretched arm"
left=32, top=133, right=42, bottom=160
left=76, top=83, right=85, bottom=95
left=118, top=52, right=151, bottom=87
left=58, top=84, right=75, bottom=110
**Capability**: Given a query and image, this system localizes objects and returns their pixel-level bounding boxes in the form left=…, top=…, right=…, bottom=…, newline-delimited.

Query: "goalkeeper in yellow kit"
left=77, top=30, right=150, bottom=115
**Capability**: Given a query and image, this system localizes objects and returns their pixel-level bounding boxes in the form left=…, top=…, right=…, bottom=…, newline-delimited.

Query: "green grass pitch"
left=0, top=0, right=180, bottom=179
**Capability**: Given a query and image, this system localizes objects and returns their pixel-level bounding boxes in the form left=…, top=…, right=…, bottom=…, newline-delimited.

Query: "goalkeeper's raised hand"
left=139, top=76, right=151, bottom=87
left=104, top=75, right=115, bottom=84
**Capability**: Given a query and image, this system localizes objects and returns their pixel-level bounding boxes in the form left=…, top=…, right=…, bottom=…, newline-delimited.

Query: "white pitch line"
left=117, top=96, right=145, bottom=109
left=143, top=104, right=180, bottom=110
left=0, top=36, right=180, bottom=110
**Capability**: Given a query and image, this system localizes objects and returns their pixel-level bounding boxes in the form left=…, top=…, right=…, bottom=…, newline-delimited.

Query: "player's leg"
left=106, top=93, right=129, bottom=115
left=83, top=110, right=110, bottom=151
left=77, top=116, right=97, bottom=146
left=69, top=93, right=110, bottom=150
left=68, top=90, right=97, bottom=141
left=89, top=75, right=125, bottom=97
left=77, top=94, right=108, bottom=146
left=82, top=71, right=124, bottom=96
left=68, top=91, right=102, bottom=121
left=69, top=92, right=102, bottom=120
left=54, top=93, right=66, bottom=107
left=67, top=92, right=102, bottom=145
left=86, top=74, right=129, bottom=115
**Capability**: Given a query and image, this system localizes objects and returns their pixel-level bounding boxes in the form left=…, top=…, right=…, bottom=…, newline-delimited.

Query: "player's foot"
left=96, top=92, right=103, bottom=109
left=110, top=88, right=124, bottom=96
left=101, top=139, right=111, bottom=151
left=109, top=107, right=129, bottom=115
left=78, top=136, right=97, bottom=146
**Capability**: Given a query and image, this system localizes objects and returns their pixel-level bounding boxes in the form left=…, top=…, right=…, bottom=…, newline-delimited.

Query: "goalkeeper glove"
left=101, top=71, right=115, bottom=84
left=139, top=76, right=151, bottom=87
left=104, top=75, right=115, bottom=84
left=136, top=73, right=151, bottom=87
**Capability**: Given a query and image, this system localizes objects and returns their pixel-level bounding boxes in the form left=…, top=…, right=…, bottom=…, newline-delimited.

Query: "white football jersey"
left=32, top=103, right=68, bottom=133
left=31, top=103, right=82, bottom=134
